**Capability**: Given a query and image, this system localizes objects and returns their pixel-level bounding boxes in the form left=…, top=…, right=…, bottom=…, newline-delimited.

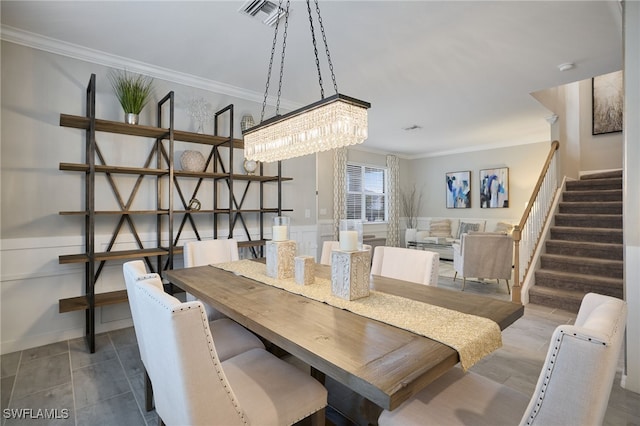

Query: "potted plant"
left=401, top=185, right=423, bottom=245
left=109, top=70, right=154, bottom=125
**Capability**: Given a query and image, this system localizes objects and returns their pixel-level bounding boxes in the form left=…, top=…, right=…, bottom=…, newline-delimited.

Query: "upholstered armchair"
left=183, top=239, right=240, bottom=320
left=378, top=292, right=627, bottom=425
left=320, top=241, right=372, bottom=265
left=133, top=276, right=327, bottom=426
left=371, top=246, right=439, bottom=286
left=452, top=232, right=513, bottom=293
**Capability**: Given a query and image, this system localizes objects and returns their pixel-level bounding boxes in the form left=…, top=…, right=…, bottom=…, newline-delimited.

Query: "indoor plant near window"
left=109, top=70, right=154, bottom=125
left=401, top=185, right=423, bottom=245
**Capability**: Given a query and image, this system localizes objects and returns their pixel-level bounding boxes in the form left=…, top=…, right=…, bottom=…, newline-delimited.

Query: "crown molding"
left=0, top=25, right=302, bottom=111
left=408, top=138, right=548, bottom=160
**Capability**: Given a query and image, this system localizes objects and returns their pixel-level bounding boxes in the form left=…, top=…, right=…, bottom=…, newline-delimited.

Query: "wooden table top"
left=166, top=263, right=523, bottom=411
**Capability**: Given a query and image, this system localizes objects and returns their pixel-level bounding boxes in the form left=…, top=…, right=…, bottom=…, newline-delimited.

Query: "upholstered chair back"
left=134, top=277, right=246, bottom=426
left=123, top=260, right=161, bottom=368
left=320, top=241, right=372, bottom=265
left=520, top=292, right=627, bottom=425
left=183, top=239, right=240, bottom=320
left=454, top=232, right=513, bottom=281
left=371, top=246, right=439, bottom=286
left=183, top=238, right=240, bottom=268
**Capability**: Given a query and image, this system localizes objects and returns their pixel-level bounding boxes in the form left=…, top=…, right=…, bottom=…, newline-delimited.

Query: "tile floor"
left=2, top=273, right=639, bottom=426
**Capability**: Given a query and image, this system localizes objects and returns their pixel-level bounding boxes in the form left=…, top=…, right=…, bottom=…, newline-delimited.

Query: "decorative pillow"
left=429, top=219, right=451, bottom=238
left=494, top=221, right=514, bottom=235
left=457, top=222, right=482, bottom=239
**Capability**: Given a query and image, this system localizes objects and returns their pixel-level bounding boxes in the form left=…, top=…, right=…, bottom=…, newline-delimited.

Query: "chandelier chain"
left=307, top=0, right=324, bottom=99
left=260, top=0, right=284, bottom=123
left=315, top=0, right=338, bottom=95
left=275, top=0, right=291, bottom=116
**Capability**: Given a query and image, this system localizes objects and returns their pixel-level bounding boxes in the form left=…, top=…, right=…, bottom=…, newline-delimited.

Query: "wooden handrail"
left=512, top=140, right=560, bottom=304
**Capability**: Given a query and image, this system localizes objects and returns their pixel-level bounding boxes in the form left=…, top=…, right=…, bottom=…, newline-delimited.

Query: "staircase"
left=529, top=170, right=623, bottom=312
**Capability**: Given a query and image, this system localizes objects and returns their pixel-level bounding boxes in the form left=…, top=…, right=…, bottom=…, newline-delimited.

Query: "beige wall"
left=578, top=78, right=624, bottom=172
left=534, top=76, right=624, bottom=179
left=408, top=142, right=550, bottom=222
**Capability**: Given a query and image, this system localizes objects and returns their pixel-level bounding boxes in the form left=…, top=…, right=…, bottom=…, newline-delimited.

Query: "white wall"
left=622, top=0, right=640, bottom=394
left=0, top=41, right=316, bottom=353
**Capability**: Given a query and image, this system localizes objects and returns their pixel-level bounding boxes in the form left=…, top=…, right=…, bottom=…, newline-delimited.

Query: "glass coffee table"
left=407, top=239, right=454, bottom=261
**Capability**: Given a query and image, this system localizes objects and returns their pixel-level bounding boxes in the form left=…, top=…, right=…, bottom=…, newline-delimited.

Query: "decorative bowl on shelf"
left=180, top=150, right=206, bottom=172
left=243, top=159, right=259, bottom=175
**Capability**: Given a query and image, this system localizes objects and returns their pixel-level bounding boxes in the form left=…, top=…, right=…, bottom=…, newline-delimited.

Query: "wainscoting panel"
left=1, top=226, right=318, bottom=354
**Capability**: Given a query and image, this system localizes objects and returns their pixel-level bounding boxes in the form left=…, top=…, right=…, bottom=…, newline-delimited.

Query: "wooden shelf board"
left=59, top=248, right=170, bottom=264
left=174, top=209, right=230, bottom=214
left=231, top=175, right=293, bottom=182
left=60, top=210, right=170, bottom=216
left=60, top=163, right=167, bottom=176
left=59, top=290, right=129, bottom=313
left=60, top=114, right=244, bottom=148
left=237, top=240, right=267, bottom=248
left=174, top=170, right=228, bottom=179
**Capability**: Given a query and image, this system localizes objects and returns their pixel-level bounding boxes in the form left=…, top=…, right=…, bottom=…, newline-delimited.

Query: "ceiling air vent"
left=239, top=0, right=287, bottom=27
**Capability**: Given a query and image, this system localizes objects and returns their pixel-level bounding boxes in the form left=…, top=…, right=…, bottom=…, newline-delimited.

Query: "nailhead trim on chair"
left=524, top=330, right=563, bottom=425
left=523, top=317, right=619, bottom=426
left=138, top=284, right=249, bottom=425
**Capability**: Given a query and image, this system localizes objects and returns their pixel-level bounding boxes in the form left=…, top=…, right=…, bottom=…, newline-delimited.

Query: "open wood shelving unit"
left=59, top=74, right=292, bottom=352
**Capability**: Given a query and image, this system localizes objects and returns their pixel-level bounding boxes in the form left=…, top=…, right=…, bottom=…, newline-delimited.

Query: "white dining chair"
left=320, top=240, right=372, bottom=265
left=123, top=260, right=265, bottom=411
left=133, top=275, right=328, bottom=426
left=371, top=246, right=439, bottom=286
left=183, top=238, right=240, bottom=320
left=378, top=292, right=627, bottom=425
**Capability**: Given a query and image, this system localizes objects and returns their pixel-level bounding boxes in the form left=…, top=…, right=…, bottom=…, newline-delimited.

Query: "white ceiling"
left=1, top=1, right=623, bottom=157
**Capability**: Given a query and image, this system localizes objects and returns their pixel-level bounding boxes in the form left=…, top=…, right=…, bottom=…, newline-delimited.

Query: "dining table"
left=165, top=260, right=524, bottom=416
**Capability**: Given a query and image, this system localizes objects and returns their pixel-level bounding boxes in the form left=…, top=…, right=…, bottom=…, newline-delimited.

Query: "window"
left=346, top=163, right=387, bottom=222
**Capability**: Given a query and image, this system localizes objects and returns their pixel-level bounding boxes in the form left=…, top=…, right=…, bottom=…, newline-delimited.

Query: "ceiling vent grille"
left=239, top=0, right=287, bottom=27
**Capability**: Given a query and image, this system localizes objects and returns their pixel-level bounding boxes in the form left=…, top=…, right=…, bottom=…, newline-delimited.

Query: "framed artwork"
left=480, top=167, right=509, bottom=208
left=592, top=70, right=623, bottom=135
left=446, top=171, right=471, bottom=208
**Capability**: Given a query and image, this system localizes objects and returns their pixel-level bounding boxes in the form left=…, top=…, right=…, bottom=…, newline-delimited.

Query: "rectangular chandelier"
left=243, top=94, right=371, bottom=163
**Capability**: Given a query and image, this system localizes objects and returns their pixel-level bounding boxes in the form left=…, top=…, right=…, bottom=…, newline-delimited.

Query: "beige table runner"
left=214, top=259, right=502, bottom=370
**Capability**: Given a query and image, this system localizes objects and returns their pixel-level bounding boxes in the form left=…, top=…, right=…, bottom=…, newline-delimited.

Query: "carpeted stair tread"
left=545, top=240, right=623, bottom=260
left=562, top=189, right=622, bottom=202
left=528, top=286, right=586, bottom=312
left=566, top=177, right=622, bottom=191
left=554, top=213, right=622, bottom=229
left=535, top=269, right=623, bottom=295
left=550, top=226, right=623, bottom=244
left=540, top=253, right=623, bottom=278
left=558, top=201, right=622, bottom=214
left=580, top=170, right=622, bottom=180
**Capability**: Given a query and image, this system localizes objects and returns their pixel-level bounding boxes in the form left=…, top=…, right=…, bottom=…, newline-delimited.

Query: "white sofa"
left=408, top=217, right=515, bottom=260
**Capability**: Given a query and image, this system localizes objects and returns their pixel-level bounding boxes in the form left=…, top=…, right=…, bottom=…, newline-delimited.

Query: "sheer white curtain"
left=332, top=148, right=347, bottom=240
left=386, top=154, right=400, bottom=247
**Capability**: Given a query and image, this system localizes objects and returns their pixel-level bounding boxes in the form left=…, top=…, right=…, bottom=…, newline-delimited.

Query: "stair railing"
left=512, top=140, right=560, bottom=304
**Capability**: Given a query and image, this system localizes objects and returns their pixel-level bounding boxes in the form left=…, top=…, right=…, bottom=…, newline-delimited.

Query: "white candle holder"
left=331, top=249, right=370, bottom=301
left=339, top=219, right=363, bottom=251
left=294, top=255, right=315, bottom=285
left=272, top=216, right=290, bottom=242
left=266, top=240, right=296, bottom=279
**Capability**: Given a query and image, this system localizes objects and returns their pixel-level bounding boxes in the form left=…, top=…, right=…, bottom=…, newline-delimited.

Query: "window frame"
left=345, top=161, right=389, bottom=224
